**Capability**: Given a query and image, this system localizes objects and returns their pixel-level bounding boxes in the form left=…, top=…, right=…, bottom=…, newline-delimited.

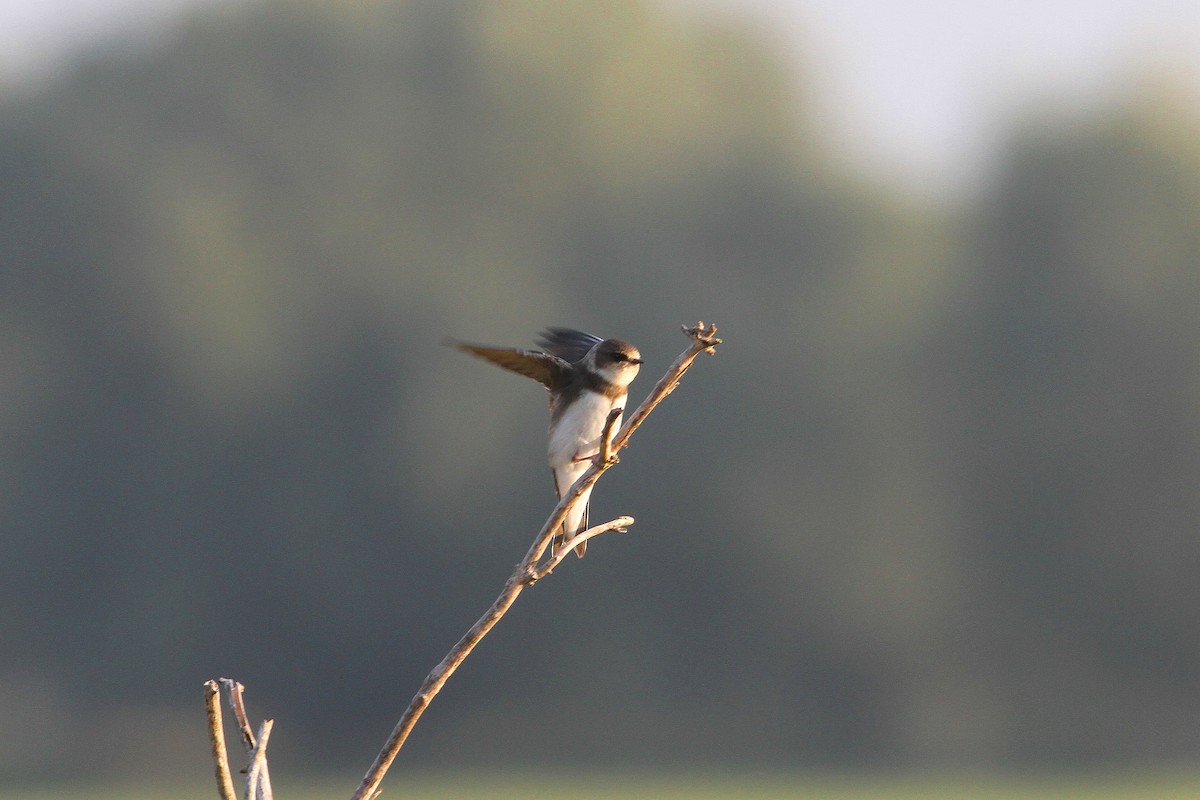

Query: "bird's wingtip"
left=444, top=336, right=477, bottom=353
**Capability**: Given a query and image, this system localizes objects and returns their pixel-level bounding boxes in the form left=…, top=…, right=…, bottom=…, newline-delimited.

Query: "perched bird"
left=450, top=328, right=643, bottom=557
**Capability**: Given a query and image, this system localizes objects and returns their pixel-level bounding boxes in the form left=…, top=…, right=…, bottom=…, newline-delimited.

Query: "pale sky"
left=3, top=0, right=1199, bottom=197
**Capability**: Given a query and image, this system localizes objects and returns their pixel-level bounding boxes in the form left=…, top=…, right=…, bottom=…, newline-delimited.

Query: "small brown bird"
left=451, top=328, right=643, bottom=557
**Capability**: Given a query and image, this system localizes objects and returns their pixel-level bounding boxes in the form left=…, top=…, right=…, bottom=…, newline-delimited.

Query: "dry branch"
left=221, top=678, right=257, bottom=751
left=244, top=719, right=275, bottom=800
left=205, top=679, right=275, bottom=800
left=349, top=321, right=720, bottom=800
left=530, top=515, right=635, bottom=580
left=204, top=680, right=238, bottom=800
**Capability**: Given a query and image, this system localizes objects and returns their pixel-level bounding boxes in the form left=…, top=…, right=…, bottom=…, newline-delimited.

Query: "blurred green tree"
left=943, top=91, right=1200, bottom=764
left=1, top=0, right=1199, bottom=783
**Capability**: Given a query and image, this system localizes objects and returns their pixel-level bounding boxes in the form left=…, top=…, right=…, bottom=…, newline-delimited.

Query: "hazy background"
left=2, top=0, right=1200, bottom=788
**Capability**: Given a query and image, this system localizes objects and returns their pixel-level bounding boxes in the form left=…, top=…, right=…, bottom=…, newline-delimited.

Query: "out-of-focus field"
left=3, top=773, right=1199, bottom=800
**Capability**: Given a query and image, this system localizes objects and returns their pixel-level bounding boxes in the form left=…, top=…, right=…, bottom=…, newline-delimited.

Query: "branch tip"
left=682, top=320, right=721, bottom=354
left=205, top=679, right=238, bottom=800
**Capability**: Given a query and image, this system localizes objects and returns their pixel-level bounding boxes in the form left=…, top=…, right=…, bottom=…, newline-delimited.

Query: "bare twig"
left=220, top=678, right=256, bottom=750
left=350, top=322, right=720, bottom=800
left=611, top=321, right=721, bottom=453
left=207, top=679, right=274, bottom=800
left=530, top=515, right=635, bottom=580
left=244, top=719, right=275, bottom=800
left=204, top=681, right=238, bottom=800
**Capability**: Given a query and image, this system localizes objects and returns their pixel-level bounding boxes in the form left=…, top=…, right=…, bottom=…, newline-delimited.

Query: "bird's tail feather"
left=553, top=502, right=589, bottom=558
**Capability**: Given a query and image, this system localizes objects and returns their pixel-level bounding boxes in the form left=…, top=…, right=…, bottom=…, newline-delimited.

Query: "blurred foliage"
left=1, top=0, right=1199, bottom=784
left=313, top=772, right=1200, bottom=800
left=6, top=771, right=1200, bottom=800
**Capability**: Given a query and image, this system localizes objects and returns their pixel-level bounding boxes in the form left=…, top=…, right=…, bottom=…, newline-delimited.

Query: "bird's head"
left=589, top=339, right=643, bottom=387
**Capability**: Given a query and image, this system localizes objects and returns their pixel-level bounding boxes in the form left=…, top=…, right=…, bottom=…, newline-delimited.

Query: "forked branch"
left=530, top=514, right=635, bottom=580
left=204, top=323, right=721, bottom=800
left=350, top=321, right=720, bottom=800
left=204, top=679, right=275, bottom=800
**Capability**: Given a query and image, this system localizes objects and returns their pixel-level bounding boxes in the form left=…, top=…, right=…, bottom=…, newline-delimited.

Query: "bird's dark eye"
left=611, top=353, right=626, bottom=362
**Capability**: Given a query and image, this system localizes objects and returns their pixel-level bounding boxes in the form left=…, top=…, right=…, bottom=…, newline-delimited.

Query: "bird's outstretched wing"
left=536, top=327, right=602, bottom=364
left=448, top=340, right=572, bottom=389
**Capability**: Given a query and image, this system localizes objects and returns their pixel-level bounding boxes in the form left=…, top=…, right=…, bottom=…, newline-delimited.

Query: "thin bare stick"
left=218, top=678, right=273, bottom=800
left=349, top=567, right=530, bottom=800
left=220, top=678, right=256, bottom=750
left=350, top=322, right=721, bottom=800
left=244, top=719, right=275, bottom=800
left=204, top=681, right=238, bottom=800
left=611, top=321, right=721, bottom=453
left=530, top=515, right=635, bottom=580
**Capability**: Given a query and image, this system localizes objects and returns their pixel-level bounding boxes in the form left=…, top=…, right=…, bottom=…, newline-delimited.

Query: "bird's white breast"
left=548, top=390, right=625, bottom=468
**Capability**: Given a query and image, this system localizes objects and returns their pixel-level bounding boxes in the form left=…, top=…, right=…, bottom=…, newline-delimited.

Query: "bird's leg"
left=571, top=451, right=617, bottom=467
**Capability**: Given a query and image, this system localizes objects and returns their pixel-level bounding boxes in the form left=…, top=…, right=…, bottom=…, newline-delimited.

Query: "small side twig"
left=530, top=515, right=635, bottom=581
left=244, top=719, right=275, bottom=800
left=221, top=678, right=256, bottom=750
left=204, top=681, right=238, bottom=800
left=350, top=321, right=721, bottom=800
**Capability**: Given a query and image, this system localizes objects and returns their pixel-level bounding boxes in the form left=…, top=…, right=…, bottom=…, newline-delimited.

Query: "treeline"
left=2, top=0, right=1199, bottom=781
